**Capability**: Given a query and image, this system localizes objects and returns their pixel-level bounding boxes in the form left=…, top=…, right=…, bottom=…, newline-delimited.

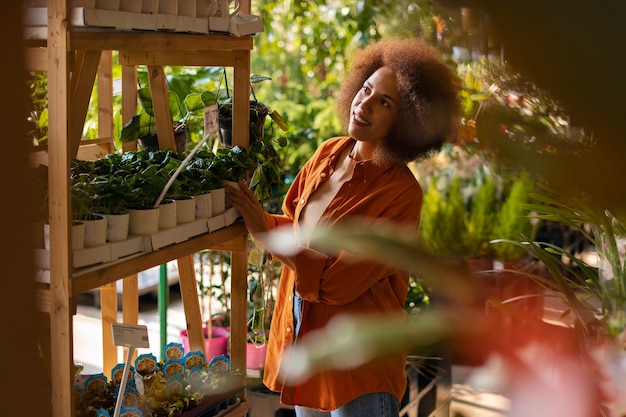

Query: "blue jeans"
left=294, top=392, right=399, bottom=417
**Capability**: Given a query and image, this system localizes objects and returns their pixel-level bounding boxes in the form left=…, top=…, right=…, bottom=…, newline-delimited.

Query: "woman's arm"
left=225, top=181, right=298, bottom=270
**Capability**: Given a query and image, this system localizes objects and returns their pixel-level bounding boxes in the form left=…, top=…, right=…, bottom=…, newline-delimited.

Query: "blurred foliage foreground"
left=275, top=221, right=624, bottom=417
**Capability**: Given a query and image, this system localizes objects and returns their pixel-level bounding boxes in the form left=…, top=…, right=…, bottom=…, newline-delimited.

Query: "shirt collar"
left=324, top=137, right=398, bottom=183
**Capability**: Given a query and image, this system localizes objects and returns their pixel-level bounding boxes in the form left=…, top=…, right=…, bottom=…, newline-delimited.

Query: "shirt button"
left=286, top=327, right=292, bottom=333
left=288, top=295, right=293, bottom=301
left=300, top=198, right=305, bottom=204
left=321, top=172, right=327, bottom=178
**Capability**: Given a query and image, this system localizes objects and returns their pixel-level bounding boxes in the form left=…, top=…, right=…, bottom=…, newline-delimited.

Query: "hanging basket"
left=218, top=101, right=269, bottom=146
left=216, top=68, right=270, bottom=146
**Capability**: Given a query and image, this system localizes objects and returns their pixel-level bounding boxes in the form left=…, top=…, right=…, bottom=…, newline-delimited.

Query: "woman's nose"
left=358, top=95, right=374, bottom=113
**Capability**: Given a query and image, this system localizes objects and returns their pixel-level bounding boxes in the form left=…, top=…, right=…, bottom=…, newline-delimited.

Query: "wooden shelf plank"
left=69, top=30, right=253, bottom=52
left=71, top=222, right=248, bottom=295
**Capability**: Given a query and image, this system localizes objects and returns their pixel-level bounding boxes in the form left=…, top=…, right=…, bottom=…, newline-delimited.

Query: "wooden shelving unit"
left=27, top=2, right=255, bottom=416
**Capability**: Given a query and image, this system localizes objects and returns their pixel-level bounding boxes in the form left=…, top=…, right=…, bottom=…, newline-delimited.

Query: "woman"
left=226, top=38, right=459, bottom=416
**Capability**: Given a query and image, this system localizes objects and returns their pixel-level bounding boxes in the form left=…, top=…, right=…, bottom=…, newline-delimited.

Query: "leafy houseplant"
left=119, top=85, right=205, bottom=154
left=498, top=183, right=626, bottom=340
left=214, top=73, right=289, bottom=147
left=247, top=245, right=280, bottom=346
left=490, top=172, right=534, bottom=264
left=419, top=176, right=468, bottom=259
left=464, top=171, right=498, bottom=260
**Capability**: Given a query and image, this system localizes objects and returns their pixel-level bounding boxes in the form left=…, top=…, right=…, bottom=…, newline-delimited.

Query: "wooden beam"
left=71, top=223, right=248, bottom=295
left=70, top=31, right=253, bottom=53
left=47, top=0, right=75, bottom=415
left=230, top=243, right=249, bottom=400
left=122, top=274, right=140, bottom=365
left=178, top=254, right=206, bottom=355
left=69, top=50, right=101, bottom=159
left=75, top=142, right=112, bottom=161
left=147, top=65, right=176, bottom=151
left=100, top=282, right=118, bottom=373
left=232, top=53, right=250, bottom=148
left=97, top=51, right=115, bottom=154
left=24, top=46, right=48, bottom=71
left=121, top=64, right=139, bottom=153
left=120, top=49, right=248, bottom=67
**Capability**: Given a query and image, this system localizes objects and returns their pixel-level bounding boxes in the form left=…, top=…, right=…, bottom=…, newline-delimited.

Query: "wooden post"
left=147, top=65, right=176, bottom=151
left=178, top=254, right=207, bottom=355
left=47, top=0, right=75, bottom=415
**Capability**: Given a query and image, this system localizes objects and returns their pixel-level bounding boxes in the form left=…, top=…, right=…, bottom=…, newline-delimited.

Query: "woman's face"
left=348, top=66, right=401, bottom=147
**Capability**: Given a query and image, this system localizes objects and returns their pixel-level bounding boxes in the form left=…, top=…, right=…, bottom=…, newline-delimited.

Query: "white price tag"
left=111, top=323, right=150, bottom=348
left=204, top=104, right=219, bottom=136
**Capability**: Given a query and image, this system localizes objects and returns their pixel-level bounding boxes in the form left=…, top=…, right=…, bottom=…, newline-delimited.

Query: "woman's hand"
left=224, top=180, right=270, bottom=240
left=225, top=180, right=298, bottom=270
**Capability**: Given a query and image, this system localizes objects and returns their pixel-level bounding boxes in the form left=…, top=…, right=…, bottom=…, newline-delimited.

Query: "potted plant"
left=213, top=73, right=289, bottom=147
left=70, top=162, right=108, bottom=248
left=462, top=168, right=498, bottom=267
left=498, top=182, right=626, bottom=340
left=490, top=171, right=535, bottom=265
left=184, top=149, right=225, bottom=217
left=167, top=168, right=205, bottom=224
left=120, top=150, right=170, bottom=235
left=419, top=176, right=468, bottom=260
left=181, top=250, right=231, bottom=360
left=74, top=154, right=134, bottom=242
left=246, top=245, right=281, bottom=376
left=119, top=85, right=204, bottom=154
left=36, top=165, right=87, bottom=251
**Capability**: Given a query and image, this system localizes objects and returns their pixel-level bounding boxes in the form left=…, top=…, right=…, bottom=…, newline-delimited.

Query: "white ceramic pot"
left=83, top=215, right=107, bottom=247
left=176, top=197, right=196, bottom=224
left=210, top=187, right=226, bottom=215
left=195, top=192, right=213, bottom=218
left=128, top=207, right=160, bottom=235
left=45, top=222, right=86, bottom=250
left=158, top=199, right=177, bottom=230
left=101, top=212, right=130, bottom=242
left=72, top=222, right=86, bottom=250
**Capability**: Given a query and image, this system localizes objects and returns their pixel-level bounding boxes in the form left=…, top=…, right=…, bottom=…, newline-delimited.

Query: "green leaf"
left=269, top=110, right=289, bottom=131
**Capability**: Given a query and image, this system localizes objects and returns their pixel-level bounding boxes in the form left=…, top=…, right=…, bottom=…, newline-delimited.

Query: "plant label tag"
left=111, top=323, right=150, bottom=348
left=204, top=104, right=219, bottom=136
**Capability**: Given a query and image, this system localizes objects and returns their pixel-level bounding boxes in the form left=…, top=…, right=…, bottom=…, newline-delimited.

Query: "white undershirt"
left=299, top=146, right=357, bottom=242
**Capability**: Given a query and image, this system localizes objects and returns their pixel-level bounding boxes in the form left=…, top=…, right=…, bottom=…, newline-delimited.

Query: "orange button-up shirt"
left=262, top=136, right=423, bottom=411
